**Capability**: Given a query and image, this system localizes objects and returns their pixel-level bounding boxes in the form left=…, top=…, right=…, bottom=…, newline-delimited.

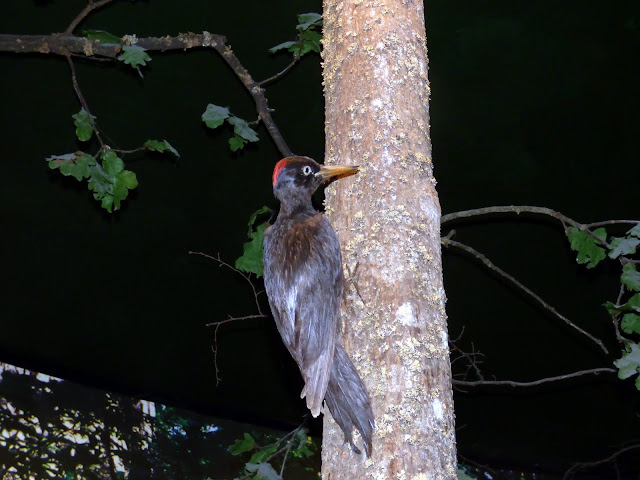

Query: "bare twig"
left=205, top=314, right=267, bottom=328
left=440, top=205, right=623, bottom=248
left=65, top=0, right=114, bottom=34
left=442, top=237, right=609, bottom=354
left=450, top=342, right=484, bottom=382
left=277, top=423, right=306, bottom=477
left=609, top=284, right=632, bottom=346
left=189, top=251, right=268, bottom=385
left=453, top=367, right=616, bottom=388
left=584, top=219, right=639, bottom=229
left=258, top=56, right=300, bottom=86
left=189, top=251, right=264, bottom=314
left=64, top=53, right=105, bottom=148
left=344, top=261, right=365, bottom=305
left=111, top=147, right=147, bottom=156
left=564, top=443, right=640, bottom=479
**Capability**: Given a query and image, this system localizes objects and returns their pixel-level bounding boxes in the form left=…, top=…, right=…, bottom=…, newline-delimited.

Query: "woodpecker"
left=263, top=156, right=374, bottom=457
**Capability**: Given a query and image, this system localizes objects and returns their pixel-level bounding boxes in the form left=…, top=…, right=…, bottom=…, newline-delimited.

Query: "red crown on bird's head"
left=272, top=158, right=290, bottom=186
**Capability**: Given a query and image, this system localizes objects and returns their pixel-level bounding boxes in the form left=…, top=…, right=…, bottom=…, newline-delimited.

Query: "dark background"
left=1, top=0, right=639, bottom=476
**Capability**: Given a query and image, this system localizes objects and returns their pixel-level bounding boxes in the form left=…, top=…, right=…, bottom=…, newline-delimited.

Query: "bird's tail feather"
left=324, top=343, right=374, bottom=457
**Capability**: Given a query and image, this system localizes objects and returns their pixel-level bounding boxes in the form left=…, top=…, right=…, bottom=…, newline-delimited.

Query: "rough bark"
left=321, top=0, right=457, bottom=478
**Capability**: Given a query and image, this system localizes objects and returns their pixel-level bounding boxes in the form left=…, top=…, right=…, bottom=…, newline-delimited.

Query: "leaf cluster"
left=202, top=104, right=260, bottom=152
left=567, top=224, right=640, bottom=389
left=235, top=206, right=273, bottom=276
left=268, top=13, right=322, bottom=57
left=228, top=428, right=316, bottom=480
left=47, top=109, right=178, bottom=213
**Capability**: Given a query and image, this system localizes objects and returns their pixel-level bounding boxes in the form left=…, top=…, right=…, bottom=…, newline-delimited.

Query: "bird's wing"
left=291, top=215, right=341, bottom=416
left=264, top=214, right=341, bottom=417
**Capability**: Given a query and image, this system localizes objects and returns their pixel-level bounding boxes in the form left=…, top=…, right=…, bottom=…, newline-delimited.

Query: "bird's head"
left=271, top=156, right=358, bottom=204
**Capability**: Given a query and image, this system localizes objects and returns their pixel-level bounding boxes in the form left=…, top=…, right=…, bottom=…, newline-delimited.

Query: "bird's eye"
left=302, top=165, right=313, bottom=176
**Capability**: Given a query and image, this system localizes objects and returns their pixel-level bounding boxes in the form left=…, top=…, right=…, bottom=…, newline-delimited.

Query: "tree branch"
left=0, top=32, right=293, bottom=157
left=441, top=206, right=639, bottom=249
left=441, top=205, right=623, bottom=229
left=453, top=367, right=616, bottom=388
left=442, top=237, right=609, bottom=354
left=65, top=0, right=115, bottom=35
left=564, top=443, right=640, bottom=479
left=258, top=56, right=300, bottom=86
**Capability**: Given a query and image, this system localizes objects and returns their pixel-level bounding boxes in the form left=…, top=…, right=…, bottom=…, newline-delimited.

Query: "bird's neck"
left=276, top=201, right=318, bottom=225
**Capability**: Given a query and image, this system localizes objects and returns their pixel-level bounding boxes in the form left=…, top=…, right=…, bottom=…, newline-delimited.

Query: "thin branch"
left=564, top=443, right=640, bottom=480
left=610, top=284, right=630, bottom=345
left=189, top=251, right=264, bottom=314
left=442, top=237, right=609, bottom=354
left=258, top=56, right=300, bottom=86
left=453, top=367, right=616, bottom=388
left=65, top=53, right=105, bottom=148
left=205, top=314, right=267, bottom=328
left=584, top=219, right=639, bottom=229
left=189, top=251, right=268, bottom=386
left=278, top=423, right=305, bottom=477
left=441, top=205, right=581, bottom=228
left=450, top=342, right=484, bottom=382
left=0, top=32, right=293, bottom=157
left=111, top=146, right=147, bottom=156
left=215, top=42, right=293, bottom=157
left=441, top=205, right=629, bottom=249
left=65, top=0, right=115, bottom=34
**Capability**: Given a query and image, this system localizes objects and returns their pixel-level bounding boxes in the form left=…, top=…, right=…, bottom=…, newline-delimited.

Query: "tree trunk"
left=321, top=0, right=457, bottom=478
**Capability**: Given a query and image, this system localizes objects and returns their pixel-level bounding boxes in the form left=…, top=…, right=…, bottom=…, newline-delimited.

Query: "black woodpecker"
left=263, top=156, right=374, bottom=456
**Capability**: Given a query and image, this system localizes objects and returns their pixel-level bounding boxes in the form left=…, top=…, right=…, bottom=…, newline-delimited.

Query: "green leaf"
left=83, top=29, right=121, bottom=44
left=101, top=151, right=124, bottom=176
left=246, top=206, right=273, bottom=236
left=622, top=263, right=640, bottom=292
left=87, top=156, right=137, bottom=213
left=229, top=135, right=247, bottom=152
left=72, top=108, right=94, bottom=142
left=608, top=236, right=640, bottom=259
left=628, top=293, right=640, bottom=312
left=248, top=444, right=278, bottom=464
left=202, top=104, right=230, bottom=129
left=88, top=164, right=114, bottom=197
left=291, top=428, right=314, bottom=458
left=112, top=169, right=138, bottom=207
left=299, top=29, right=322, bottom=55
left=228, top=117, right=259, bottom=142
left=627, top=223, right=640, bottom=239
left=117, top=45, right=151, bottom=68
left=270, top=12, right=322, bottom=57
left=566, top=227, right=607, bottom=269
left=235, top=207, right=273, bottom=277
left=100, top=194, right=115, bottom=212
left=144, top=139, right=180, bottom=157
left=245, top=462, right=282, bottom=480
left=297, top=13, right=322, bottom=31
left=605, top=294, right=640, bottom=316
left=47, top=152, right=96, bottom=181
left=229, top=433, right=255, bottom=455
left=236, top=222, right=268, bottom=275
left=614, top=342, right=640, bottom=380
left=621, top=313, right=640, bottom=335
left=268, top=41, right=297, bottom=54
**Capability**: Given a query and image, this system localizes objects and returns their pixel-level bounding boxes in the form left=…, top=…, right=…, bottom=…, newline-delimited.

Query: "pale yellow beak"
left=317, top=164, right=359, bottom=182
